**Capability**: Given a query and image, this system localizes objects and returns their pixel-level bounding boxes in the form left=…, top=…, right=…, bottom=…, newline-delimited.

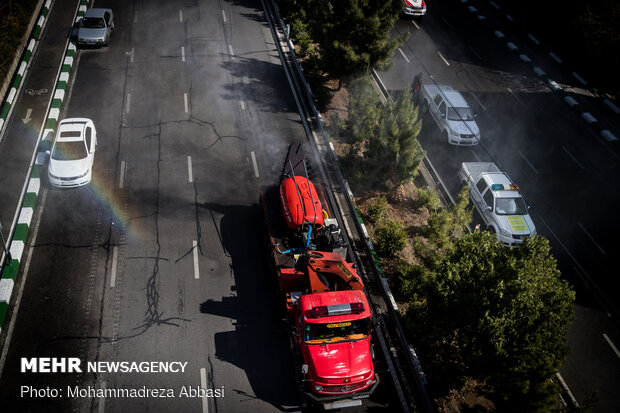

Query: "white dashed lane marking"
left=578, top=222, right=605, bottom=255
left=436, top=51, right=450, bottom=66
left=518, top=150, right=539, bottom=174
left=119, top=161, right=126, bottom=189
left=561, top=146, right=585, bottom=170
left=193, top=240, right=200, bottom=279
left=110, top=247, right=118, bottom=287
left=251, top=151, right=259, bottom=177
left=187, top=156, right=193, bottom=183
left=398, top=48, right=410, bottom=63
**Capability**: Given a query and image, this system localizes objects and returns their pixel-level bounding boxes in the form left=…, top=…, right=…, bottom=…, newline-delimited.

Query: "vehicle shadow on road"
left=198, top=201, right=300, bottom=411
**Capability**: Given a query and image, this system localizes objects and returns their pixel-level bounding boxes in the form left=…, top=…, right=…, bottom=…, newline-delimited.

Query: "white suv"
left=421, top=85, right=480, bottom=145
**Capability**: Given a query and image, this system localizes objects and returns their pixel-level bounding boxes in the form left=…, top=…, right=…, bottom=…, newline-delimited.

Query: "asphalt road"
left=2, top=0, right=619, bottom=412
left=376, top=0, right=620, bottom=411
left=0, top=0, right=398, bottom=411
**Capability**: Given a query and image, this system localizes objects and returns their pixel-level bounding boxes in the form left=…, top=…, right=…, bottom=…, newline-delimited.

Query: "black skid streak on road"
left=137, top=122, right=191, bottom=332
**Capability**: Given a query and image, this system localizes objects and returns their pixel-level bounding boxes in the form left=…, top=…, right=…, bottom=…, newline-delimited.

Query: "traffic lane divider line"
left=603, top=334, right=620, bottom=359
left=577, top=223, right=606, bottom=256
left=193, top=241, right=200, bottom=279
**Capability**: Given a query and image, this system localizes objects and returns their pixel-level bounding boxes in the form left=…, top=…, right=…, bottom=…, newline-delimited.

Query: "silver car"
left=77, top=8, right=114, bottom=47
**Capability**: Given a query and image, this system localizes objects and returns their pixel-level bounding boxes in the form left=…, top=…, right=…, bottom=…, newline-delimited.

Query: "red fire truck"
left=260, top=143, right=379, bottom=409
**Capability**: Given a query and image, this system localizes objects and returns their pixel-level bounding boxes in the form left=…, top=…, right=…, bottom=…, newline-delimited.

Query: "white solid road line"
left=130, top=47, right=135, bottom=64
left=181, top=46, right=185, bottom=62
left=436, top=51, right=450, bottom=66
left=184, top=93, right=189, bottom=113
left=251, top=151, right=260, bottom=177
left=577, top=222, right=606, bottom=255
left=200, top=368, right=209, bottom=413
left=603, top=334, right=620, bottom=358
left=240, top=100, right=246, bottom=110
left=187, top=156, right=193, bottom=182
left=518, top=150, right=539, bottom=174
left=110, top=246, right=118, bottom=288
left=411, top=20, right=420, bottom=30
left=561, top=146, right=585, bottom=170
left=179, top=10, right=183, bottom=23
left=222, top=10, right=227, bottom=23
left=193, top=240, right=200, bottom=279
left=119, top=160, right=126, bottom=189
left=398, top=48, right=410, bottom=63
left=98, top=381, right=106, bottom=413
left=228, top=45, right=234, bottom=59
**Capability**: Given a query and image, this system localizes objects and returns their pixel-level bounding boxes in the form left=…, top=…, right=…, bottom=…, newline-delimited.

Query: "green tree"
left=374, top=219, right=407, bottom=257
left=279, top=0, right=404, bottom=88
left=403, top=232, right=575, bottom=411
left=340, top=76, right=424, bottom=189
left=414, top=186, right=471, bottom=256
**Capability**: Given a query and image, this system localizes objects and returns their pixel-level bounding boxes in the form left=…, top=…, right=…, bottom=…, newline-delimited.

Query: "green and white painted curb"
left=0, top=0, right=88, bottom=333
left=0, top=0, right=52, bottom=136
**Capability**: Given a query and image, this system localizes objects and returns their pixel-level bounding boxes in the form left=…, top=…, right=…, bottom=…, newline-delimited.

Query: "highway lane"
left=379, top=1, right=620, bottom=410
left=0, top=0, right=399, bottom=411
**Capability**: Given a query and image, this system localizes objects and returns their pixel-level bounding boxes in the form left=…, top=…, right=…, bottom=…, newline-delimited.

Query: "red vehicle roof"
left=300, top=290, right=371, bottom=323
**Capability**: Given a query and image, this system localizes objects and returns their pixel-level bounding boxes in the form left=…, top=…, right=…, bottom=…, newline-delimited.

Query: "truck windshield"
left=448, top=107, right=474, bottom=121
left=495, top=197, right=527, bottom=215
left=304, top=317, right=372, bottom=344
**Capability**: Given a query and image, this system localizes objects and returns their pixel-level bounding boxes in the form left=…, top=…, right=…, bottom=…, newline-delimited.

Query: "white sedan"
left=48, top=118, right=97, bottom=188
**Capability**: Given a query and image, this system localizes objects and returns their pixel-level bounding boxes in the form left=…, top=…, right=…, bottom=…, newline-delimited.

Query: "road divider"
left=0, top=0, right=89, bottom=334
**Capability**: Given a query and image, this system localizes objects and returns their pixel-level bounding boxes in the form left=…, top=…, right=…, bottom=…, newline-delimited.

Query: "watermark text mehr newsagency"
left=21, top=358, right=188, bottom=373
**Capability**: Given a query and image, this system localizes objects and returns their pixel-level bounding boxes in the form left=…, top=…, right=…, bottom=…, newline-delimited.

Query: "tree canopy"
left=281, top=0, right=403, bottom=87
left=341, top=76, right=424, bottom=189
left=402, top=232, right=575, bottom=411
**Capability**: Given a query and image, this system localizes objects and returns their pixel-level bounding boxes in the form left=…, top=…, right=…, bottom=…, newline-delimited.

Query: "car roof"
left=84, top=8, right=110, bottom=18
left=57, top=118, right=91, bottom=140
left=441, top=90, right=469, bottom=108
left=484, top=173, right=524, bottom=198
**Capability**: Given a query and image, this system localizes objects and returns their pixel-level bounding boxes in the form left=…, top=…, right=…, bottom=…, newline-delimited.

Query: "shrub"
left=366, top=195, right=388, bottom=223
left=414, top=186, right=440, bottom=211
left=374, top=219, right=407, bottom=257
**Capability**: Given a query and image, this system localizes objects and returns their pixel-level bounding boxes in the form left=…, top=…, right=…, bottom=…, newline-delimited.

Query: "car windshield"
left=447, top=107, right=474, bottom=121
left=495, top=197, right=527, bottom=215
left=82, top=17, right=105, bottom=28
left=51, top=140, right=87, bottom=161
left=304, top=317, right=372, bottom=344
